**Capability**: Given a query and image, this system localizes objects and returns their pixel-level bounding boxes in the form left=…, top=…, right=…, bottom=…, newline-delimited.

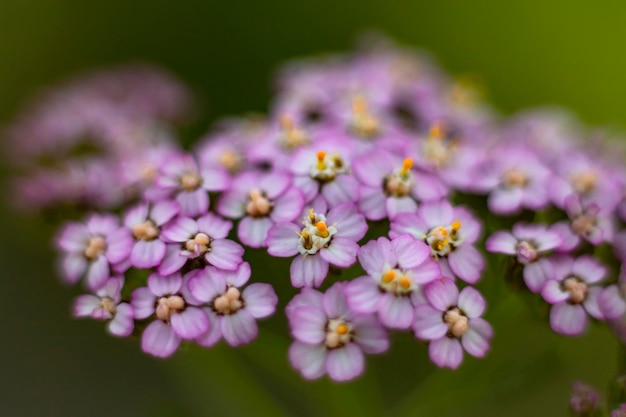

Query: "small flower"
left=552, top=194, right=614, bottom=251
left=390, top=199, right=484, bottom=283
left=57, top=213, right=132, bottom=290
left=541, top=255, right=606, bottom=335
left=217, top=171, right=304, bottom=248
left=155, top=153, right=229, bottom=217
left=413, top=277, right=493, bottom=369
left=123, top=200, right=180, bottom=268
left=344, top=235, right=440, bottom=329
left=159, top=213, right=244, bottom=275
left=569, top=381, right=601, bottom=416
left=286, top=282, right=389, bottom=381
left=187, top=262, right=278, bottom=346
left=266, top=203, right=367, bottom=287
left=485, top=223, right=562, bottom=292
left=73, top=276, right=134, bottom=337
left=132, top=272, right=209, bottom=358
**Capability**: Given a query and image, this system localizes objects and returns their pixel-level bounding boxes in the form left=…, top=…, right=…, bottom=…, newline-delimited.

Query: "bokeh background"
left=1, top=1, right=624, bottom=416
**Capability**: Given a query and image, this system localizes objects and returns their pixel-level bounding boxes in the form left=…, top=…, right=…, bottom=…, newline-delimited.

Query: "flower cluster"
left=10, top=38, right=626, bottom=384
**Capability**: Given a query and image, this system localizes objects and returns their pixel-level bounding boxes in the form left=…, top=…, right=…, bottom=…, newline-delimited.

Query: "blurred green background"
left=1, top=1, right=624, bottom=416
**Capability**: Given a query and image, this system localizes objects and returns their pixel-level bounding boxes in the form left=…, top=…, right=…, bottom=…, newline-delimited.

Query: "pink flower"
left=286, top=283, right=389, bottom=381
left=56, top=213, right=132, bottom=290
left=187, top=262, right=278, bottom=347
left=413, top=278, right=493, bottom=369
left=266, top=203, right=367, bottom=287
left=344, top=235, right=440, bottom=329
left=159, top=213, right=244, bottom=275
left=132, top=272, right=209, bottom=358
left=73, top=276, right=134, bottom=337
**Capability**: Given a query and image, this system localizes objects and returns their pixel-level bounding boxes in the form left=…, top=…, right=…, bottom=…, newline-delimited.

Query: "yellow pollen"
left=400, top=276, right=411, bottom=289
left=316, top=221, right=329, bottom=238
left=383, top=270, right=396, bottom=283
left=401, top=157, right=413, bottom=176
left=352, top=96, right=368, bottom=115
left=429, top=122, right=445, bottom=138
left=308, top=208, right=316, bottom=222
left=316, top=151, right=326, bottom=170
left=300, top=230, right=310, bottom=239
left=336, top=324, right=349, bottom=335
left=451, top=220, right=461, bottom=232
left=279, top=113, right=294, bottom=130
left=437, top=227, right=448, bottom=237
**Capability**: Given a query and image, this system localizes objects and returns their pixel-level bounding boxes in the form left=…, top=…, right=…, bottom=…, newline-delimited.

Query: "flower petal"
left=242, top=283, right=278, bottom=318
left=457, top=286, right=486, bottom=318
left=429, top=336, right=463, bottom=369
left=220, top=309, right=258, bottom=346
left=413, top=304, right=448, bottom=340
left=288, top=342, right=326, bottom=380
left=141, top=320, right=181, bottom=358
left=320, top=237, right=358, bottom=268
left=325, top=343, right=365, bottom=382
left=550, top=302, right=587, bottom=335
left=290, top=255, right=329, bottom=288
left=266, top=223, right=300, bottom=257
left=462, top=317, right=493, bottom=358
left=171, top=307, right=210, bottom=339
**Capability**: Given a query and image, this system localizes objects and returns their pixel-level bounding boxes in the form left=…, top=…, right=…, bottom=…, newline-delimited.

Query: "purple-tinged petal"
left=378, top=293, right=414, bottom=329
left=197, top=212, right=233, bottom=240
left=321, top=237, right=358, bottom=268
left=286, top=288, right=324, bottom=313
left=542, top=280, right=570, bottom=304
left=222, top=262, right=251, bottom=287
left=124, top=203, right=149, bottom=229
left=177, top=189, right=209, bottom=217
left=485, top=231, right=517, bottom=255
left=352, top=150, right=393, bottom=187
left=462, top=317, right=492, bottom=358
left=289, top=342, right=327, bottom=380
left=171, top=307, right=209, bottom=339
left=243, top=283, right=278, bottom=318
left=195, top=309, right=222, bottom=347
left=358, top=237, right=396, bottom=277
left=412, top=170, right=449, bottom=201
left=220, top=309, right=258, bottom=346
left=386, top=196, right=417, bottom=220
left=413, top=304, right=448, bottom=340
left=161, top=217, right=198, bottom=242
left=393, top=235, right=429, bottom=269
left=488, top=188, right=523, bottom=214
left=217, top=190, right=246, bottom=219
left=583, top=286, right=603, bottom=320
left=425, top=278, right=459, bottom=312
left=57, top=223, right=90, bottom=251
left=141, top=320, right=181, bottom=358
left=326, top=343, right=364, bottom=382
left=351, top=315, right=389, bottom=354
left=599, top=285, right=626, bottom=320
left=188, top=269, right=224, bottom=302
left=289, top=306, right=327, bottom=343
left=448, top=244, right=484, bottom=284
left=131, top=239, right=166, bottom=269
left=389, top=212, right=429, bottom=240
left=345, top=277, right=380, bottom=314
left=158, top=244, right=188, bottom=276
left=106, top=228, right=133, bottom=264
left=550, top=302, right=587, bottom=335
left=572, top=256, right=606, bottom=284
left=259, top=172, right=291, bottom=199
left=327, top=203, right=367, bottom=241
left=108, top=303, right=134, bottom=337
left=266, top=223, right=300, bottom=257
left=238, top=216, right=273, bottom=248
left=523, top=258, right=553, bottom=293
left=271, top=188, right=304, bottom=223
left=429, top=336, right=463, bottom=369
left=61, top=254, right=87, bottom=284
left=322, top=175, right=360, bottom=207
left=87, top=256, right=110, bottom=290
left=86, top=214, right=119, bottom=235
left=420, top=200, right=453, bottom=228
left=201, top=167, right=230, bottom=192
left=148, top=273, right=182, bottom=296
left=151, top=200, right=180, bottom=226
left=132, top=287, right=157, bottom=319
left=457, top=286, right=486, bottom=319
left=293, top=175, right=319, bottom=203
left=322, top=282, right=350, bottom=318
left=358, top=186, right=387, bottom=221
left=290, top=255, right=329, bottom=288
left=205, top=239, right=244, bottom=271
left=410, top=259, right=441, bottom=285
left=453, top=207, right=482, bottom=244
left=73, top=295, right=101, bottom=317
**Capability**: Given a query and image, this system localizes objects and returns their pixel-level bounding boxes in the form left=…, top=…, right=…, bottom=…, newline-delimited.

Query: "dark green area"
left=1, top=1, right=624, bottom=416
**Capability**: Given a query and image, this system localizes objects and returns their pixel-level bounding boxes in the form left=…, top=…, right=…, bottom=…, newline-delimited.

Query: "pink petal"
left=410, top=259, right=441, bottom=284
left=108, top=303, right=134, bottom=337
left=378, top=293, right=414, bottom=329
left=457, top=286, right=486, bottom=318
left=327, top=203, right=367, bottom=241
left=187, top=269, right=224, bottom=302
left=322, top=282, right=350, bottom=318
left=170, top=307, right=210, bottom=339
left=447, top=244, right=484, bottom=284
left=288, top=342, right=327, bottom=380
left=161, top=217, right=198, bottom=242
left=176, top=188, right=209, bottom=217
left=131, top=287, right=157, bottom=319
left=87, top=256, right=110, bottom=290
left=148, top=272, right=182, bottom=296
left=351, top=315, right=389, bottom=354
left=523, top=258, right=553, bottom=293
left=345, top=277, right=380, bottom=314
left=131, top=240, right=166, bottom=269
left=61, top=254, right=87, bottom=284
left=429, top=336, right=463, bottom=369
left=220, top=309, right=258, bottom=346
left=599, top=285, right=626, bottom=320
left=158, top=244, right=188, bottom=276
left=420, top=200, right=453, bottom=228
left=541, top=280, right=569, bottom=304
left=393, top=234, right=429, bottom=269
left=358, top=186, right=387, bottom=221
left=141, top=320, right=181, bottom=358
left=266, top=223, right=300, bottom=257
left=485, top=231, right=518, bottom=255
left=205, top=239, right=244, bottom=271
left=413, top=304, right=448, bottom=340
left=223, top=262, right=251, bottom=287
left=242, top=283, right=278, bottom=318
left=73, top=295, right=101, bottom=317
left=197, top=212, right=233, bottom=240
left=270, top=188, right=304, bottom=223
left=201, top=167, right=231, bottom=192
left=572, top=256, right=606, bottom=284
left=321, top=175, right=360, bottom=208
left=358, top=237, right=396, bottom=277
left=217, top=190, right=246, bottom=219
left=106, top=228, right=133, bottom=264
left=550, top=302, right=587, bottom=335
left=289, top=306, right=327, bottom=344
left=57, top=223, right=90, bottom=251
left=326, top=343, right=364, bottom=382
left=290, top=255, right=329, bottom=288
left=320, top=237, right=358, bottom=268
left=462, top=317, right=492, bottom=357
left=488, top=188, right=523, bottom=214
left=124, top=203, right=149, bottom=229
left=195, top=309, right=222, bottom=347
left=425, top=278, right=458, bottom=312
left=386, top=196, right=417, bottom=220
left=150, top=200, right=181, bottom=226
left=238, top=216, right=273, bottom=248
